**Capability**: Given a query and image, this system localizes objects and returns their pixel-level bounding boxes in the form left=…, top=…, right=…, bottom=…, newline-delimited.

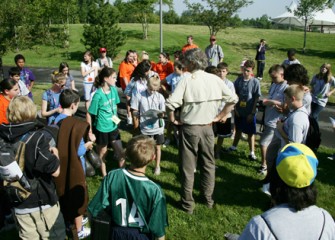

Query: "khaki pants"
left=180, top=124, right=215, bottom=212
left=14, top=202, right=66, bottom=240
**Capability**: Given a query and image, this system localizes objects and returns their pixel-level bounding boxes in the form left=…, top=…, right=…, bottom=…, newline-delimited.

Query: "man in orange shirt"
left=182, top=35, right=199, bottom=53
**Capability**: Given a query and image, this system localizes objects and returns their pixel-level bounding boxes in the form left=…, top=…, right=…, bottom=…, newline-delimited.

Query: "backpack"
left=305, top=115, right=322, bottom=153
left=0, top=133, right=36, bottom=203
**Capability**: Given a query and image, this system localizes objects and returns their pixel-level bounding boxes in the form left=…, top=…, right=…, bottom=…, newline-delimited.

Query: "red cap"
left=100, top=48, right=107, bottom=53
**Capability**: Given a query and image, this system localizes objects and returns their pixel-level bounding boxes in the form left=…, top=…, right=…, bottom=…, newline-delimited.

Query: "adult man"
left=96, top=47, right=113, bottom=70
left=258, top=65, right=288, bottom=175
left=255, top=39, right=266, bottom=80
left=228, top=143, right=335, bottom=239
left=205, top=35, right=224, bottom=67
left=166, top=48, right=238, bottom=214
left=181, top=35, right=198, bottom=54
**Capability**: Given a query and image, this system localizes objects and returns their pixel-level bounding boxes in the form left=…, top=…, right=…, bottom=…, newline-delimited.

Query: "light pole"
left=160, top=0, right=163, bottom=52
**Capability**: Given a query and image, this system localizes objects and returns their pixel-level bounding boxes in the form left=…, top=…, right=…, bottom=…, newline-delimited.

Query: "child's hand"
left=85, top=141, right=94, bottom=151
left=88, top=132, right=96, bottom=142
left=50, top=147, right=59, bottom=158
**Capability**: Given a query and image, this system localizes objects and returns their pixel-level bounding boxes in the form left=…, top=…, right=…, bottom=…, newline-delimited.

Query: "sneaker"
left=227, top=146, right=237, bottom=153
left=163, top=139, right=171, bottom=148
left=241, top=133, right=248, bottom=140
left=78, top=226, right=91, bottom=239
left=258, top=165, right=267, bottom=175
left=127, top=116, right=133, bottom=125
left=257, top=77, right=263, bottom=81
left=262, top=183, right=271, bottom=196
left=249, top=153, right=257, bottom=161
left=327, top=155, right=334, bottom=161
left=82, top=216, right=88, bottom=225
left=154, top=167, right=161, bottom=175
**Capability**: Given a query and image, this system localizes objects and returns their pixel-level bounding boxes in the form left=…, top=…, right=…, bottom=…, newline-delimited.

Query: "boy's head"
left=242, top=60, right=255, bottom=78
left=204, top=66, right=219, bottom=76
left=7, top=96, right=37, bottom=123
left=284, top=64, right=309, bottom=86
left=287, top=48, right=297, bottom=61
left=126, top=135, right=156, bottom=168
left=284, top=84, right=304, bottom=108
left=14, top=54, right=25, bottom=69
left=59, top=89, right=80, bottom=111
left=147, top=75, right=161, bottom=92
left=174, top=60, right=184, bottom=75
left=8, top=67, right=21, bottom=82
left=217, top=62, right=229, bottom=79
left=268, top=64, right=284, bottom=83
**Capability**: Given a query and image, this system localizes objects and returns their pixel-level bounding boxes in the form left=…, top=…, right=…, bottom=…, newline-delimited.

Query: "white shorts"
left=83, top=82, right=94, bottom=101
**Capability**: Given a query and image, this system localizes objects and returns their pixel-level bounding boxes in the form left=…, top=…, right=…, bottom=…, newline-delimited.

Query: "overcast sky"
left=172, top=0, right=335, bottom=19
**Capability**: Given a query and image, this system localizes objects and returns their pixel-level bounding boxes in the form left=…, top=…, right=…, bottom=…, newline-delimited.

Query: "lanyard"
left=102, top=88, right=114, bottom=115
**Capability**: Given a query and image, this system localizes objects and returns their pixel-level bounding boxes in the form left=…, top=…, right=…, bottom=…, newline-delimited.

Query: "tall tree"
left=289, top=0, right=335, bottom=52
left=184, top=0, right=253, bottom=35
left=81, top=0, right=126, bottom=59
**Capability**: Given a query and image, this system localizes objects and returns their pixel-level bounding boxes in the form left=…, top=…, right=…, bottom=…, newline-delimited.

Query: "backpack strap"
left=16, top=132, right=35, bottom=171
left=318, top=211, right=326, bottom=240
left=260, top=215, right=279, bottom=240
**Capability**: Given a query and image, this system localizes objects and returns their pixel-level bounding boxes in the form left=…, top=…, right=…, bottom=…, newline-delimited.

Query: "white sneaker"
left=262, top=183, right=271, bottom=196
left=127, top=116, right=133, bottom=125
left=78, top=226, right=91, bottom=239
left=154, top=167, right=161, bottom=175
left=163, top=139, right=170, bottom=148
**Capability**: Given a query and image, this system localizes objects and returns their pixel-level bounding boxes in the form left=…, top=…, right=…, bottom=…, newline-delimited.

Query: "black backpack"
left=305, top=115, right=322, bottom=153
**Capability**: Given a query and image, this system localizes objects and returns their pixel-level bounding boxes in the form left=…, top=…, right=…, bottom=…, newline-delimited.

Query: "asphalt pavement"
left=3, top=66, right=335, bottom=148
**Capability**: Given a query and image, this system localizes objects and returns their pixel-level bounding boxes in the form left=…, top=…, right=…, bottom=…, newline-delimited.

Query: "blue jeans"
left=311, top=102, right=324, bottom=121
left=257, top=60, right=265, bottom=78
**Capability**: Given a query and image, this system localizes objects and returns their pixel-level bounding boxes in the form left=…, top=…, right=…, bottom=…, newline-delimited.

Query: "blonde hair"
left=7, top=96, right=37, bottom=123
left=51, top=71, right=66, bottom=84
left=284, top=84, right=304, bottom=101
left=125, top=135, right=156, bottom=168
left=147, top=75, right=161, bottom=91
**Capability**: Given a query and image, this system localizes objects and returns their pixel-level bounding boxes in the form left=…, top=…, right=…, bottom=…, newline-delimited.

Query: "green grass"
left=2, top=24, right=335, bottom=239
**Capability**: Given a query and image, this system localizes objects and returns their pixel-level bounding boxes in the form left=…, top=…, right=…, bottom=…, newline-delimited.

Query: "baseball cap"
left=276, top=143, right=318, bottom=188
left=240, top=60, right=246, bottom=67
left=100, top=48, right=107, bottom=53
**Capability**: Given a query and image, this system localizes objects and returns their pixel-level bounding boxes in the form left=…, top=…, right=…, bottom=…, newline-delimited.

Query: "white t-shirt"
left=81, top=61, right=99, bottom=83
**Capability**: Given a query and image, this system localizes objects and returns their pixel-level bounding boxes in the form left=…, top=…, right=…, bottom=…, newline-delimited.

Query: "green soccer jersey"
left=88, top=86, right=120, bottom=133
left=88, top=169, right=168, bottom=238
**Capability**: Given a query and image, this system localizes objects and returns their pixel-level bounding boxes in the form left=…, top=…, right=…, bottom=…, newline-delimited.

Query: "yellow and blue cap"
left=276, top=143, right=318, bottom=188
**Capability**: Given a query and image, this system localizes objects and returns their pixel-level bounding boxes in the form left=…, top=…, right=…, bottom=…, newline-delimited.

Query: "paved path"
left=3, top=66, right=335, bottom=148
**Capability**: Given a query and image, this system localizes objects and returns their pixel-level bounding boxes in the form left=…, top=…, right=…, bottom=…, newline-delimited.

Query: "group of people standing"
left=1, top=34, right=335, bottom=240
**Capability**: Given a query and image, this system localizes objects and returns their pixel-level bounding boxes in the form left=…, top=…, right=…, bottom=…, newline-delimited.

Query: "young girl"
left=311, top=63, right=335, bottom=120
left=59, top=62, right=77, bottom=91
left=0, top=78, right=20, bottom=124
left=81, top=51, right=99, bottom=115
left=88, top=67, right=124, bottom=177
left=130, top=76, right=166, bottom=175
left=41, top=71, right=66, bottom=125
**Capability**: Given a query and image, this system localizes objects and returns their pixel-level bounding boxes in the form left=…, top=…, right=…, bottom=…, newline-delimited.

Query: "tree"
left=289, top=0, right=335, bottom=52
left=163, top=10, right=180, bottom=24
left=81, top=0, right=126, bottom=59
left=126, top=0, right=173, bottom=39
left=184, top=0, right=253, bottom=35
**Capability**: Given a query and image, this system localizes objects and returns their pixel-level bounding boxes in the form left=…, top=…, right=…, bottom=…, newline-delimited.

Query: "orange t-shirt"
left=182, top=44, right=199, bottom=53
left=0, top=94, right=10, bottom=124
left=119, top=61, right=135, bottom=90
left=153, top=61, right=174, bottom=81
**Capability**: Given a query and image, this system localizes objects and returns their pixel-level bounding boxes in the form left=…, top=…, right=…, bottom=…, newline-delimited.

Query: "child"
left=0, top=96, right=65, bottom=240
left=14, top=54, right=35, bottom=99
left=282, top=48, right=300, bottom=69
left=59, top=62, right=77, bottom=91
left=88, top=135, right=168, bottom=240
left=8, top=67, right=29, bottom=96
left=214, top=62, right=235, bottom=159
left=228, top=60, right=261, bottom=161
left=130, top=75, right=166, bottom=175
left=53, top=89, right=94, bottom=239
left=88, top=67, right=125, bottom=177
left=0, top=78, right=20, bottom=124
left=41, top=71, right=66, bottom=125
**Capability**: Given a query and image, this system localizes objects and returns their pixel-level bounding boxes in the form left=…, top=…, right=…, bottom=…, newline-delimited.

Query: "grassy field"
left=2, top=24, right=335, bottom=239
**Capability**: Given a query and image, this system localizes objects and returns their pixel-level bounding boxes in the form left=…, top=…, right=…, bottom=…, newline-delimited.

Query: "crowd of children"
left=0, top=38, right=335, bottom=239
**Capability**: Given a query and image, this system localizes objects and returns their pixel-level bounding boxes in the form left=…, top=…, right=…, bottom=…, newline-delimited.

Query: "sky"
left=173, top=0, right=334, bottom=19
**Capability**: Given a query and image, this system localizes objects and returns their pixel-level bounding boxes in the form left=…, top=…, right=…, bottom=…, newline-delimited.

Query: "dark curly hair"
left=284, top=64, right=309, bottom=86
